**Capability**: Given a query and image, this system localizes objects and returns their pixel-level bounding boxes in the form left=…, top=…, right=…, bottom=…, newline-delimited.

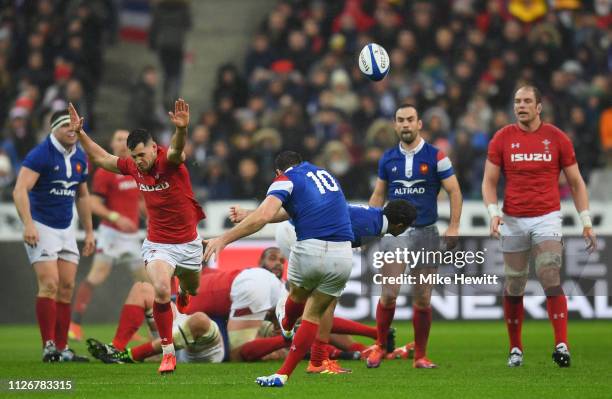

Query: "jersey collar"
left=380, top=215, right=389, bottom=235
left=50, top=133, right=76, bottom=157
left=398, top=138, right=424, bottom=156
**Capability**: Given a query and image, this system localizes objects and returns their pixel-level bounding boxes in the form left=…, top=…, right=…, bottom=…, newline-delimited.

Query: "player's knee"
left=38, top=279, right=58, bottom=297
left=380, top=295, right=397, bottom=307
left=535, top=252, right=562, bottom=272
left=413, top=296, right=430, bottom=308
left=152, top=281, right=171, bottom=301
left=505, top=278, right=527, bottom=296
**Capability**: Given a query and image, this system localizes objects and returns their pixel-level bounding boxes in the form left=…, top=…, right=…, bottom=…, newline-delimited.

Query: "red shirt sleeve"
left=92, top=169, right=110, bottom=197
left=117, top=157, right=134, bottom=175
left=558, top=131, right=577, bottom=168
left=487, top=130, right=504, bottom=167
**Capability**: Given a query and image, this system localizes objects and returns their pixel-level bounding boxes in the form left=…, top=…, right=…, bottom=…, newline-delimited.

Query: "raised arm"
left=369, top=178, right=387, bottom=207
left=482, top=160, right=503, bottom=238
left=167, top=98, right=189, bottom=165
left=12, top=167, right=40, bottom=247
left=69, top=103, right=120, bottom=173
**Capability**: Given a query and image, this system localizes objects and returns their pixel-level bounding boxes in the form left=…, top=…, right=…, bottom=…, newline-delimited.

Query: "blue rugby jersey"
left=21, top=134, right=88, bottom=229
left=267, top=162, right=353, bottom=242
left=378, top=140, right=454, bottom=226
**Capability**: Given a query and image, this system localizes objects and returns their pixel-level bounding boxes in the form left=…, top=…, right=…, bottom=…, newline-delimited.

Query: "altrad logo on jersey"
left=392, top=179, right=426, bottom=195
left=49, top=180, right=79, bottom=197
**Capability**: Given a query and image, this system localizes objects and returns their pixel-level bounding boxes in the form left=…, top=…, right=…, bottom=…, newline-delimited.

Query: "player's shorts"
left=288, top=239, right=352, bottom=297
left=95, top=224, right=141, bottom=270
left=173, top=312, right=225, bottom=363
left=141, top=236, right=203, bottom=272
left=380, top=224, right=441, bottom=268
left=229, top=269, right=284, bottom=320
left=275, top=220, right=297, bottom=259
left=25, top=221, right=79, bottom=265
left=500, top=211, right=562, bottom=253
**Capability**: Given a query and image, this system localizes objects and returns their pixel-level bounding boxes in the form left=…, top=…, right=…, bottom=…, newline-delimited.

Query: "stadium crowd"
left=1, top=0, right=611, bottom=202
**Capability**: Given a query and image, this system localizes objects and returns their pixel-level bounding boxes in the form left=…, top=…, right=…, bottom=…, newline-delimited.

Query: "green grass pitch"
left=1, top=321, right=611, bottom=398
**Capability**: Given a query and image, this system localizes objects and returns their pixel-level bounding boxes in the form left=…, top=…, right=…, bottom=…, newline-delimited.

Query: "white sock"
left=161, top=343, right=175, bottom=356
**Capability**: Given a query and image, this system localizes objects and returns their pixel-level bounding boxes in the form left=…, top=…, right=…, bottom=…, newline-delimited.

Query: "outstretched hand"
left=68, top=103, right=84, bottom=133
left=168, top=98, right=190, bottom=128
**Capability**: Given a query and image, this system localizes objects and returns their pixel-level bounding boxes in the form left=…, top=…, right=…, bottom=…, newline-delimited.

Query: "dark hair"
left=275, top=151, right=302, bottom=171
left=127, top=129, right=152, bottom=150
left=395, top=103, right=419, bottom=119
left=383, top=199, right=417, bottom=227
left=515, top=85, right=542, bottom=105
left=259, top=247, right=281, bottom=266
left=50, top=110, right=69, bottom=126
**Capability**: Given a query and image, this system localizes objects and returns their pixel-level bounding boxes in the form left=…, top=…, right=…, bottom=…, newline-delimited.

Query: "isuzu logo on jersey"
left=139, top=181, right=170, bottom=192
left=511, top=153, right=552, bottom=162
left=392, top=179, right=426, bottom=194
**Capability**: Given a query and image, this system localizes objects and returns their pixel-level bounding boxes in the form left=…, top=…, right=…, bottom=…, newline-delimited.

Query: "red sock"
left=54, top=301, right=71, bottom=351
left=153, top=301, right=173, bottom=346
left=72, top=281, right=94, bottom=323
left=332, top=317, right=377, bottom=339
left=131, top=341, right=159, bottom=361
left=112, top=304, right=145, bottom=351
left=239, top=336, right=289, bottom=361
left=278, top=320, right=318, bottom=376
left=413, top=306, right=432, bottom=360
left=348, top=342, right=367, bottom=352
left=281, top=297, right=305, bottom=332
left=545, top=286, right=568, bottom=346
left=375, top=301, right=396, bottom=346
left=35, top=297, right=56, bottom=347
left=503, top=294, right=524, bottom=350
left=309, top=339, right=329, bottom=367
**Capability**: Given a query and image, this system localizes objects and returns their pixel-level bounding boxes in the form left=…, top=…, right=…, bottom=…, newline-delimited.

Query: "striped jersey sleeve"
left=436, top=150, right=454, bottom=179
left=266, top=174, right=294, bottom=204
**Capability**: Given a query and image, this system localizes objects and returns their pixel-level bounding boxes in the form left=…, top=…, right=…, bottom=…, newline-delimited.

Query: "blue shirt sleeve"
left=21, top=146, right=46, bottom=173
left=377, top=156, right=388, bottom=181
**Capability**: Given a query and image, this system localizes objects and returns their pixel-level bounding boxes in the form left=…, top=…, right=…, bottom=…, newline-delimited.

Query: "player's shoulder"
left=381, top=145, right=402, bottom=161
left=492, top=124, right=518, bottom=138
left=541, top=123, right=571, bottom=140
left=420, top=141, right=447, bottom=159
left=29, top=136, right=52, bottom=156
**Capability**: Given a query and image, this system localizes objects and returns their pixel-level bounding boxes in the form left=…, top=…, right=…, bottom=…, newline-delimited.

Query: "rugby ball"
left=358, top=43, right=390, bottom=81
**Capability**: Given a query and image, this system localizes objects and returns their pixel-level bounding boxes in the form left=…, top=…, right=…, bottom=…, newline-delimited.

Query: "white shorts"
left=500, top=211, right=563, bottom=252
left=287, top=239, right=353, bottom=297
left=95, top=224, right=141, bottom=270
left=141, top=236, right=203, bottom=272
left=25, top=221, right=79, bottom=265
left=173, top=312, right=225, bottom=363
left=229, top=268, right=286, bottom=320
left=275, top=221, right=297, bottom=259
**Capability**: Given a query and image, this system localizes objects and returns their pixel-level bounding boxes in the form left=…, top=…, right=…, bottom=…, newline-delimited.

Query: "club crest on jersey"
left=75, top=163, right=82, bottom=174
left=542, top=139, right=551, bottom=151
left=139, top=181, right=170, bottom=192
left=419, top=163, right=429, bottom=174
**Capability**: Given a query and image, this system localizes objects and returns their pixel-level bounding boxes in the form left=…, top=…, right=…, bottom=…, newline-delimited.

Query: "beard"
left=400, top=131, right=416, bottom=144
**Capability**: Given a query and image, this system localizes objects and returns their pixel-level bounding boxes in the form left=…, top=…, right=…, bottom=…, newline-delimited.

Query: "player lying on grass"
left=229, top=199, right=418, bottom=371
left=87, top=248, right=387, bottom=364
left=87, top=281, right=224, bottom=364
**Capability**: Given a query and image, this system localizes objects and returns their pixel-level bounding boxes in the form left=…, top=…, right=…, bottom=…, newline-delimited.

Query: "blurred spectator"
left=213, top=64, right=248, bottom=109
left=128, top=65, right=166, bottom=136
left=149, top=0, right=192, bottom=108
left=232, top=157, right=266, bottom=200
